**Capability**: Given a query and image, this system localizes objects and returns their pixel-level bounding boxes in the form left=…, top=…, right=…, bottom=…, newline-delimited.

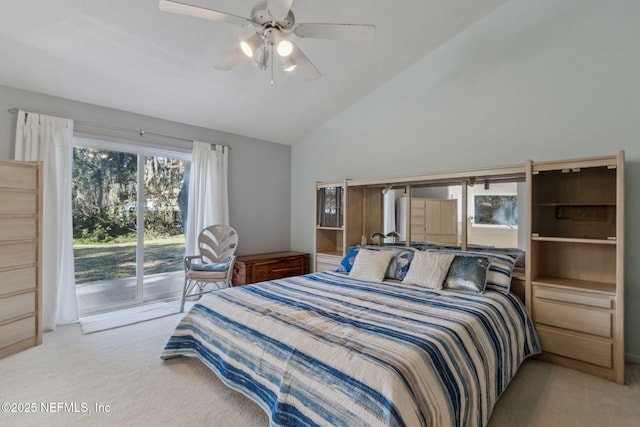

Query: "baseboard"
left=625, top=352, right=640, bottom=365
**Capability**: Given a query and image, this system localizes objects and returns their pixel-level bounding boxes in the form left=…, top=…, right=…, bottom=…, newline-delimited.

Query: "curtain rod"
left=7, top=108, right=225, bottom=148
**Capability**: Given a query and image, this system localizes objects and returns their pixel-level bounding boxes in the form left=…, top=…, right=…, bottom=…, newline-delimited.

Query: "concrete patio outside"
left=76, top=270, right=183, bottom=315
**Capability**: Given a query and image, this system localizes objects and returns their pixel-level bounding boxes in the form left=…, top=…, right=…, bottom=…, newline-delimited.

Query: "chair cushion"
left=190, top=262, right=229, bottom=272
left=185, top=271, right=230, bottom=281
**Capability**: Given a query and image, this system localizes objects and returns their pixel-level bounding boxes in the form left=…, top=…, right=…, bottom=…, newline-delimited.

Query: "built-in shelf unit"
left=528, top=152, right=624, bottom=384
left=314, top=152, right=625, bottom=383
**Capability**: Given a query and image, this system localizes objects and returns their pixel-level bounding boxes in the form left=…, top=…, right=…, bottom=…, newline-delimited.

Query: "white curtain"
left=14, top=110, right=78, bottom=330
left=185, top=141, right=229, bottom=256
left=383, top=189, right=399, bottom=243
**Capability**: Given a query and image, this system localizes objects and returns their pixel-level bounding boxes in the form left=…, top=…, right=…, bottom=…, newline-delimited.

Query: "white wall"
left=0, top=85, right=292, bottom=256
left=291, top=0, right=640, bottom=362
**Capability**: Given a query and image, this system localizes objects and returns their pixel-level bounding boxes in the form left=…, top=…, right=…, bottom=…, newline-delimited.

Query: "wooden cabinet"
left=233, top=252, right=310, bottom=286
left=410, top=198, right=457, bottom=244
left=314, top=181, right=384, bottom=272
left=529, top=152, right=624, bottom=383
left=0, top=159, right=42, bottom=359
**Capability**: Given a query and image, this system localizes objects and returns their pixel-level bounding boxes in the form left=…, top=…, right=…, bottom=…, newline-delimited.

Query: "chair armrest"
left=228, top=255, right=237, bottom=270
left=184, top=255, right=203, bottom=272
left=227, top=255, right=237, bottom=286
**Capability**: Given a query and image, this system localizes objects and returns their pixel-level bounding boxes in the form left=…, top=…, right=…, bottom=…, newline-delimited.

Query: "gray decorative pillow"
left=349, top=249, right=394, bottom=282
left=443, top=255, right=490, bottom=293
left=402, top=251, right=455, bottom=289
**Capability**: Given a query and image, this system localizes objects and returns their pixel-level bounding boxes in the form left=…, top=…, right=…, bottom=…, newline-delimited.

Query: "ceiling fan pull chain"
left=270, top=44, right=275, bottom=85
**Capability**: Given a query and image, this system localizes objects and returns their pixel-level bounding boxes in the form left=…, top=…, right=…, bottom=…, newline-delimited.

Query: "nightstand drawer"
left=537, top=326, right=612, bottom=368
left=534, top=298, right=611, bottom=337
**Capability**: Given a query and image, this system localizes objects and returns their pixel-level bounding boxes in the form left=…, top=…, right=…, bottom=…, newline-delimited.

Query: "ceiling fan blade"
left=294, top=23, right=376, bottom=42
left=266, top=0, right=294, bottom=21
left=214, top=48, right=246, bottom=71
left=290, top=42, right=320, bottom=80
left=159, top=0, right=249, bottom=26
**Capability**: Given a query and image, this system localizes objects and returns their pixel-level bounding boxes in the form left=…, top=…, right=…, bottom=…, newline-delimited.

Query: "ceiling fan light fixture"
left=254, top=46, right=269, bottom=70
left=240, top=33, right=262, bottom=57
left=277, top=39, right=293, bottom=57
left=281, top=55, right=297, bottom=72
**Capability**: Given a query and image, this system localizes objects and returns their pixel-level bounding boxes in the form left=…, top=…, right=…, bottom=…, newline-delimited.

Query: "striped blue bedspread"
left=162, top=271, right=540, bottom=427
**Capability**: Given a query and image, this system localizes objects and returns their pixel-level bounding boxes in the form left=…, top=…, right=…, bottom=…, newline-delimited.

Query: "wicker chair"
left=181, top=224, right=238, bottom=312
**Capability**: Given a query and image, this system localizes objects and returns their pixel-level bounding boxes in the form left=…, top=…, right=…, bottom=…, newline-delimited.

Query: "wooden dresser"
left=0, top=159, right=42, bottom=359
left=233, top=251, right=310, bottom=286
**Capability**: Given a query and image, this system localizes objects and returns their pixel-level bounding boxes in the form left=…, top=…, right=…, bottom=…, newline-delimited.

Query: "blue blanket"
left=162, top=271, right=540, bottom=427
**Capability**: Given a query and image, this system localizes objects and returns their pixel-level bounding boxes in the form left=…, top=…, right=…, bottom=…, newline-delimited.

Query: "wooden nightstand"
left=232, top=251, right=310, bottom=286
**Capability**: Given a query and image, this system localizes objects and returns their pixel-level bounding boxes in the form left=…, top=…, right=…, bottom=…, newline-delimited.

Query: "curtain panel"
left=185, top=142, right=230, bottom=256
left=384, top=189, right=401, bottom=243
left=14, top=110, right=78, bottom=330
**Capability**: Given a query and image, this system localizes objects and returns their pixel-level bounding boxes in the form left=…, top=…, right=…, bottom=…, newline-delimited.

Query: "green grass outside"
left=74, top=235, right=185, bottom=283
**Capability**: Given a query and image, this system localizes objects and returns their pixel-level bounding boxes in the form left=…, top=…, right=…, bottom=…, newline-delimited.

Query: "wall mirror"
left=459, top=179, right=527, bottom=250
left=378, top=175, right=526, bottom=251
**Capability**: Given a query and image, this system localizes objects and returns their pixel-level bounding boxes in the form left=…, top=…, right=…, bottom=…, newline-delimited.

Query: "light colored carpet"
left=0, top=313, right=268, bottom=427
left=0, top=312, right=638, bottom=427
left=80, top=301, right=193, bottom=334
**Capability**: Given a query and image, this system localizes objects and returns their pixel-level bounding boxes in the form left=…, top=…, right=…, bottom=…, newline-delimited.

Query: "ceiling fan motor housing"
left=251, top=2, right=295, bottom=31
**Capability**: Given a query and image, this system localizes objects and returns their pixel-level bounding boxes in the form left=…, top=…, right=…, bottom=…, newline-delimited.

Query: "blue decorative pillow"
left=190, top=262, right=229, bottom=272
left=384, top=247, right=415, bottom=281
left=443, top=255, right=490, bottom=293
left=336, top=246, right=361, bottom=272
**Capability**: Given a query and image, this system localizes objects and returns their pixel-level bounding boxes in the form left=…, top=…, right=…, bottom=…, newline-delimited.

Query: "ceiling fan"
left=159, top=0, right=375, bottom=81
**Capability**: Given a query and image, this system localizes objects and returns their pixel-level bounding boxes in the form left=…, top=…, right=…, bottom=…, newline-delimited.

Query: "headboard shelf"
left=314, top=151, right=625, bottom=384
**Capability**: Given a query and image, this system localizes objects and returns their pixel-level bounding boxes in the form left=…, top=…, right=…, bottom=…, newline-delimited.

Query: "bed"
left=162, top=250, right=540, bottom=427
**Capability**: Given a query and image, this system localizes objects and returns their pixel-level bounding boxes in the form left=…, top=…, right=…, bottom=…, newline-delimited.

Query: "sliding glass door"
left=141, top=155, right=189, bottom=303
left=72, top=140, right=190, bottom=315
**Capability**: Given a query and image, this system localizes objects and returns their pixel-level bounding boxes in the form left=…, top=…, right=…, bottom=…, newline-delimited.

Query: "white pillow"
left=348, top=249, right=394, bottom=282
left=402, top=251, right=455, bottom=289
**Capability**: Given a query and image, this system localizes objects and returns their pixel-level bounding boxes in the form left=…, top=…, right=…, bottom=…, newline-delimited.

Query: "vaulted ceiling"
left=0, top=0, right=507, bottom=144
